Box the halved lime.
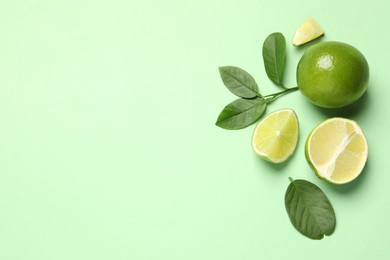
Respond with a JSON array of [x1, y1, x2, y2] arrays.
[[252, 109, 299, 163], [305, 118, 368, 184]]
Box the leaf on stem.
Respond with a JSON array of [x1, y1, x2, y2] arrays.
[[215, 97, 266, 130], [285, 178, 336, 240], [219, 66, 260, 98], [262, 32, 286, 87]]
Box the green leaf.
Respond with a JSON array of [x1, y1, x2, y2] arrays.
[[215, 97, 266, 130], [219, 66, 260, 98], [262, 32, 286, 87], [285, 178, 336, 240]]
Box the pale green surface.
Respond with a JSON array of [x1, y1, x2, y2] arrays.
[[0, 0, 389, 259]]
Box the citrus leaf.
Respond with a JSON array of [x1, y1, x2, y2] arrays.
[[219, 66, 260, 98], [285, 178, 336, 240], [262, 32, 286, 87], [215, 97, 266, 130]]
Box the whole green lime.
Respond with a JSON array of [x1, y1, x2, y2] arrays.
[[297, 41, 369, 108]]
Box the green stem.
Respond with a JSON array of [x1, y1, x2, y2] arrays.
[[259, 86, 299, 103]]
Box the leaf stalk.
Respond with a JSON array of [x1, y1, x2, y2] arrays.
[[259, 86, 299, 104]]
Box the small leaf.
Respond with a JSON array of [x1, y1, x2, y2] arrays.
[[262, 32, 286, 87], [215, 97, 266, 130], [219, 66, 260, 98], [285, 178, 336, 240]]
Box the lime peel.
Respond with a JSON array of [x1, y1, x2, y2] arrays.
[[297, 41, 369, 108]]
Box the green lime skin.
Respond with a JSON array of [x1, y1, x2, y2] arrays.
[[297, 41, 369, 108]]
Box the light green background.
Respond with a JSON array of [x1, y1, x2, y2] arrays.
[[0, 0, 389, 259]]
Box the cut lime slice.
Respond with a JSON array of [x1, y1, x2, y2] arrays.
[[293, 17, 324, 46], [305, 118, 368, 184], [252, 109, 299, 163]]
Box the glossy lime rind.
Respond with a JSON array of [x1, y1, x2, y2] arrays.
[[297, 41, 369, 108]]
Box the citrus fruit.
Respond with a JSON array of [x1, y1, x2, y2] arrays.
[[305, 117, 368, 184], [252, 109, 299, 163], [293, 17, 324, 46], [297, 41, 369, 108]]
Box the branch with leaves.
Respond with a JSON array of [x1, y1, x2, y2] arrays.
[[215, 32, 299, 130]]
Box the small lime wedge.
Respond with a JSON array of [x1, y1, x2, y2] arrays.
[[252, 109, 299, 163], [305, 118, 368, 184], [293, 17, 324, 46]]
